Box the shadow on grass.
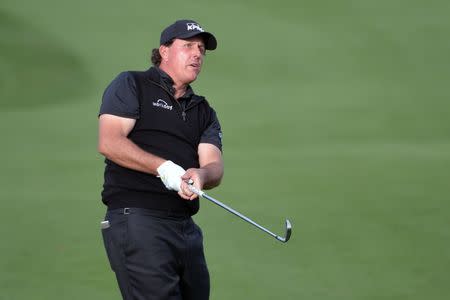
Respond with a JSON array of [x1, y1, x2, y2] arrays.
[[0, 10, 93, 110]]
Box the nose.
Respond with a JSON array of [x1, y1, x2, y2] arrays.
[[193, 44, 204, 57], [193, 47, 201, 57]]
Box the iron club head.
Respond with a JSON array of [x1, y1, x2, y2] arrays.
[[276, 219, 292, 243]]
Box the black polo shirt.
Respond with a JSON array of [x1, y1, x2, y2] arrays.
[[99, 67, 223, 215]]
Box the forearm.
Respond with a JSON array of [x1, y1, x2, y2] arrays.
[[200, 161, 224, 189], [98, 135, 165, 175], [178, 143, 223, 200]]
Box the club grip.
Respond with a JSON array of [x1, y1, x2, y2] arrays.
[[187, 181, 205, 197]]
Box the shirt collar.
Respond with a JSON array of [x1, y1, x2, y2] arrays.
[[155, 67, 194, 99]]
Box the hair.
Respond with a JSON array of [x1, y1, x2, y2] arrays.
[[150, 40, 173, 66]]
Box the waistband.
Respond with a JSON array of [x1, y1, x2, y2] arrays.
[[107, 207, 191, 219]]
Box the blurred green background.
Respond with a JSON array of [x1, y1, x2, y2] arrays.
[[1, 0, 449, 299]]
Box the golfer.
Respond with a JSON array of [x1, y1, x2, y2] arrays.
[[97, 19, 223, 300]]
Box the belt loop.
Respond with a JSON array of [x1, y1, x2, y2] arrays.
[[123, 208, 130, 215]]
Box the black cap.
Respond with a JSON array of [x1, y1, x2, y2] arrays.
[[160, 20, 217, 50]]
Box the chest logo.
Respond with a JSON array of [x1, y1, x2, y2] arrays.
[[152, 99, 173, 111]]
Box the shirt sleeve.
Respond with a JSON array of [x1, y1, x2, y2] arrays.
[[200, 108, 223, 152], [98, 72, 140, 119]]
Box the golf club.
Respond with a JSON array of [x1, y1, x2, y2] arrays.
[[187, 181, 292, 243]]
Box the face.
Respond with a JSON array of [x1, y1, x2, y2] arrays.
[[159, 36, 206, 86]]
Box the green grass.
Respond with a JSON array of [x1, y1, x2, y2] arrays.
[[1, 0, 449, 299]]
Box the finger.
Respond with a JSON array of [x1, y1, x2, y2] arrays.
[[181, 181, 196, 198], [181, 169, 194, 181], [184, 189, 194, 198], [178, 190, 191, 200], [181, 181, 194, 197], [187, 183, 199, 200]]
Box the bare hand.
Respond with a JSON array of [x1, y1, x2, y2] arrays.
[[178, 168, 206, 200]]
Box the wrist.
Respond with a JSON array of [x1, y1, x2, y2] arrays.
[[156, 160, 173, 175]]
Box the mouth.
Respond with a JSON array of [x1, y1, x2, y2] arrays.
[[189, 62, 201, 70]]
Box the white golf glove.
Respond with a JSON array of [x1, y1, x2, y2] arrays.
[[156, 160, 186, 192]]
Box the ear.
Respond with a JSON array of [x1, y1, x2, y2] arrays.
[[159, 45, 169, 62]]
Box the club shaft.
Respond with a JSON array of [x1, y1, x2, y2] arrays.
[[201, 192, 279, 239]]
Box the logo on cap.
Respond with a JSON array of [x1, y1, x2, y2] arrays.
[[186, 23, 204, 32]]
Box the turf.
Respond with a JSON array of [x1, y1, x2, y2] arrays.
[[1, 0, 449, 299]]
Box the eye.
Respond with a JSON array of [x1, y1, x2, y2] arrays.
[[183, 42, 205, 55]]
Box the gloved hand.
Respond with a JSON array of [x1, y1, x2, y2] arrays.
[[156, 160, 186, 192]]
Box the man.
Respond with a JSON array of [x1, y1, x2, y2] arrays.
[[97, 19, 223, 300]]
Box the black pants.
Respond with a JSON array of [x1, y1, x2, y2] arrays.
[[101, 208, 210, 300]]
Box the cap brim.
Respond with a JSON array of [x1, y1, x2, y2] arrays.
[[178, 31, 217, 50]]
